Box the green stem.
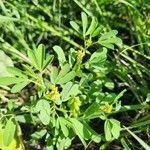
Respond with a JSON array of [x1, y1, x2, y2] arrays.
[[73, 0, 92, 16], [120, 44, 150, 61], [0, 37, 31, 63], [93, 0, 111, 30], [55, 106, 69, 113], [111, 104, 148, 115], [26, 14, 85, 51]]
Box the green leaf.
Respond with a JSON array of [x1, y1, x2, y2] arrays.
[[56, 63, 70, 81], [36, 99, 51, 114], [0, 77, 25, 85], [100, 30, 118, 40], [82, 122, 101, 143], [86, 17, 97, 35], [7, 67, 27, 78], [43, 55, 54, 70], [50, 66, 59, 83], [0, 50, 13, 77], [68, 84, 79, 96], [114, 89, 126, 103], [91, 26, 102, 37], [61, 82, 79, 101], [104, 79, 114, 90], [81, 12, 88, 36], [23, 64, 36, 78], [110, 119, 121, 139], [61, 82, 73, 100], [99, 42, 114, 49], [146, 93, 150, 103], [69, 118, 100, 146], [104, 119, 112, 141], [27, 49, 39, 70], [7, 101, 14, 111], [84, 102, 100, 119], [0, 50, 13, 67], [31, 129, 47, 140], [69, 48, 76, 68], [59, 138, 71, 150], [88, 48, 107, 69], [69, 118, 87, 147], [59, 117, 69, 137], [36, 44, 45, 70], [111, 37, 122, 47], [11, 80, 29, 93], [98, 30, 122, 49], [53, 46, 66, 67], [99, 37, 122, 49], [3, 118, 16, 146], [36, 100, 51, 125], [38, 110, 50, 125], [57, 71, 76, 84], [70, 21, 81, 33], [16, 114, 32, 124], [104, 119, 121, 141], [90, 48, 107, 63]]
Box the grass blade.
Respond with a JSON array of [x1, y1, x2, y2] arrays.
[[124, 126, 150, 150]]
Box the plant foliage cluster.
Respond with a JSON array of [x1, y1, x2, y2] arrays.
[[0, 0, 150, 149]]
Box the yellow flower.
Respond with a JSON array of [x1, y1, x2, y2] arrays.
[[48, 85, 60, 101], [86, 39, 92, 47], [103, 102, 113, 113], [77, 50, 85, 62]]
